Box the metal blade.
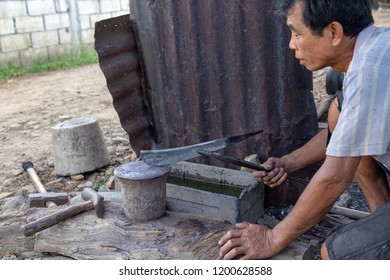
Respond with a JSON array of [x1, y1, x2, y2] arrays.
[[140, 130, 263, 166]]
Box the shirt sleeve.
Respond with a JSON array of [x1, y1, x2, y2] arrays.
[[326, 64, 390, 157]]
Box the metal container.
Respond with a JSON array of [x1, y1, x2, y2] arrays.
[[114, 161, 172, 221]]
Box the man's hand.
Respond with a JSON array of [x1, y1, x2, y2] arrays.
[[218, 222, 280, 260], [253, 157, 288, 187]]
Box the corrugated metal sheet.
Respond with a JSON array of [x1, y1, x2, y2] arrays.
[[95, 15, 154, 153], [95, 1, 320, 205]]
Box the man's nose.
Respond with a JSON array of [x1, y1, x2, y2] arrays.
[[289, 35, 297, 50]]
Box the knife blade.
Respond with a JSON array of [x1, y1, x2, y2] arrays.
[[140, 130, 263, 166]]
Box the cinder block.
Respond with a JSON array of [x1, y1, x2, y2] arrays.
[[81, 29, 94, 44], [20, 47, 49, 65], [0, 19, 15, 35], [31, 31, 59, 48], [44, 13, 70, 30], [78, 0, 100, 15], [121, 0, 130, 12], [166, 162, 264, 224], [90, 13, 113, 26], [48, 44, 72, 58], [1, 34, 31, 52], [58, 28, 71, 44], [111, 11, 130, 19], [15, 16, 44, 33], [0, 51, 20, 67], [27, 0, 55, 16], [79, 15, 91, 29], [0, 1, 27, 18], [100, 0, 121, 13], [55, 0, 69, 13]]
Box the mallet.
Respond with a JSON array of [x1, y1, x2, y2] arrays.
[[22, 188, 104, 237]]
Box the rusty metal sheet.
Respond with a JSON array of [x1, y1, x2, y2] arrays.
[[94, 14, 154, 153], [96, 1, 320, 205], [129, 0, 319, 205]]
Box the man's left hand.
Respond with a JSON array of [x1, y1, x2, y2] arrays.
[[218, 222, 279, 260]]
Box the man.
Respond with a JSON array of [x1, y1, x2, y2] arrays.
[[219, 0, 390, 260]]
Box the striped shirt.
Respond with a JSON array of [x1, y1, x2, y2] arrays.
[[326, 25, 390, 172]]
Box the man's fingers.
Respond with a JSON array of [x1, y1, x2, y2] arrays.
[[222, 245, 246, 260], [218, 229, 242, 246]]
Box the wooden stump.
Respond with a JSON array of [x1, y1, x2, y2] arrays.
[[16, 192, 232, 260]]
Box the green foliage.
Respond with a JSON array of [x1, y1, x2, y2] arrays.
[[0, 47, 99, 81]]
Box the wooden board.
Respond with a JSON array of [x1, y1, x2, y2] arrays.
[[33, 199, 232, 260]]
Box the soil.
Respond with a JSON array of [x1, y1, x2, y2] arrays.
[[0, 9, 388, 259]]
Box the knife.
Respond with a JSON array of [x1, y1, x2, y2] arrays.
[[197, 150, 310, 185], [140, 130, 263, 166]]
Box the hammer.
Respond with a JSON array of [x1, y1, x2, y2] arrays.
[[22, 161, 68, 208], [22, 188, 104, 237]]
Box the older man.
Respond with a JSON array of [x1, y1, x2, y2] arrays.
[[219, 0, 390, 260]]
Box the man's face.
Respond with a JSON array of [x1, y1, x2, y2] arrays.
[[286, 2, 333, 71]]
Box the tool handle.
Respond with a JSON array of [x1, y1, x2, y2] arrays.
[[22, 161, 57, 207], [23, 162, 47, 193], [22, 201, 93, 237]]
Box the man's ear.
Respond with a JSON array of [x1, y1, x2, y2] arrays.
[[328, 22, 344, 46]]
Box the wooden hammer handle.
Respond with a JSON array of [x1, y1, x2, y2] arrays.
[[22, 200, 93, 237], [22, 161, 57, 208]]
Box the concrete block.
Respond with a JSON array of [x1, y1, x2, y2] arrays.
[[90, 13, 114, 26], [1, 34, 31, 52], [44, 13, 70, 30], [0, 1, 27, 18], [100, 0, 121, 13], [166, 162, 265, 224], [0, 19, 15, 35], [27, 0, 56, 16], [15, 16, 44, 33], [31, 31, 59, 48], [19, 47, 49, 66], [111, 11, 130, 19], [58, 28, 71, 44], [0, 51, 20, 67], [81, 29, 94, 44], [79, 15, 91, 29], [55, 0, 69, 13], [121, 0, 130, 12], [78, 0, 100, 15], [48, 44, 72, 58]]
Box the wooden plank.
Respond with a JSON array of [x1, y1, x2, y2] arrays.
[[33, 199, 232, 260]]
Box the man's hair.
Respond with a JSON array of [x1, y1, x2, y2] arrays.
[[277, 0, 374, 37]]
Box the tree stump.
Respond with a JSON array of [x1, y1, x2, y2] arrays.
[[14, 192, 231, 260]]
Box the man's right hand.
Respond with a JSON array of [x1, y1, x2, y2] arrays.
[[253, 157, 289, 188]]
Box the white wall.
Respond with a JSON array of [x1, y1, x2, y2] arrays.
[[0, 0, 130, 66]]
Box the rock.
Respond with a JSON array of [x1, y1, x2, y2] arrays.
[[12, 169, 23, 176], [71, 174, 85, 181], [241, 154, 261, 173], [335, 191, 352, 208], [3, 178, 14, 187], [85, 181, 94, 188]]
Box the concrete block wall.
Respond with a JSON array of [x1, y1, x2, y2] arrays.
[[0, 0, 130, 67]]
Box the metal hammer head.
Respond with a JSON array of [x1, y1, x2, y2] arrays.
[[81, 188, 104, 218], [28, 192, 69, 208]]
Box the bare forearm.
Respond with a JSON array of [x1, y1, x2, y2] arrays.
[[270, 156, 361, 251], [282, 129, 328, 173]]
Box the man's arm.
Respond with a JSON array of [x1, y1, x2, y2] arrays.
[[219, 155, 361, 259], [267, 155, 362, 253], [255, 129, 328, 187]]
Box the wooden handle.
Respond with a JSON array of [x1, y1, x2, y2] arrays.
[[23, 201, 93, 237]]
